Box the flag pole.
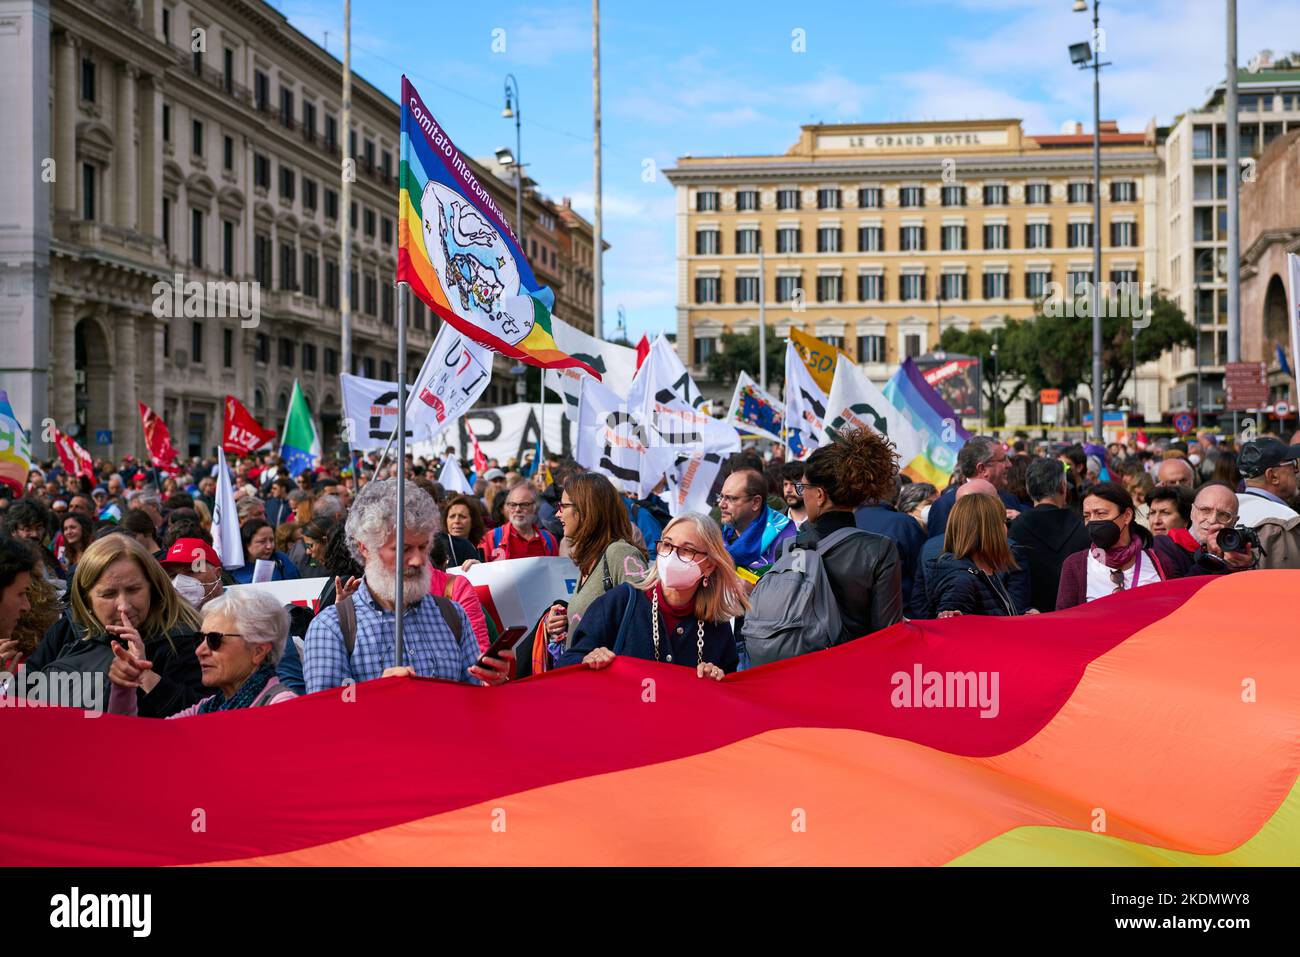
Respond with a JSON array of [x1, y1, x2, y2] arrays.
[[394, 282, 408, 667]]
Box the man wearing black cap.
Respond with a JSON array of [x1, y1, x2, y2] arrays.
[[1237, 438, 1300, 527]]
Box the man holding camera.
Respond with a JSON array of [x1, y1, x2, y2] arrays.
[[1235, 438, 1300, 568], [1153, 483, 1257, 577]]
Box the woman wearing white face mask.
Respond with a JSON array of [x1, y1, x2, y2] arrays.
[[557, 514, 748, 680]]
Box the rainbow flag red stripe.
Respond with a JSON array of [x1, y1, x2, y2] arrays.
[[1, 573, 1296, 865], [397, 76, 598, 378]]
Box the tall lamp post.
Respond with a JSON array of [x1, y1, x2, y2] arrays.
[[501, 75, 524, 248], [990, 340, 1000, 431], [1070, 0, 1109, 444]]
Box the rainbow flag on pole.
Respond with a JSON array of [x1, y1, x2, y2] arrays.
[[884, 357, 971, 486], [397, 76, 599, 379], [0, 391, 32, 497]]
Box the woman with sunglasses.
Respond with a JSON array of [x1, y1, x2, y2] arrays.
[[534, 473, 647, 673], [557, 513, 747, 680], [107, 588, 297, 716]]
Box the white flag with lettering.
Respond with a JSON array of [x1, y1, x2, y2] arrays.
[[405, 321, 495, 441], [543, 316, 639, 429], [783, 341, 826, 459], [212, 447, 244, 570], [823, 354, 925, 465]]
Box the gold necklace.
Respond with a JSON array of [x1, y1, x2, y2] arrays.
[[651, 589, 704, 665]]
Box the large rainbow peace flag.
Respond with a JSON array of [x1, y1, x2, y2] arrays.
[[885, 357, 972, 487], [1, 573, 1296, 865], [396, 76, 598, 378]]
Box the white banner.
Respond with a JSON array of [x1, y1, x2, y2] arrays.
[[451, 556, 580, 641], [784, 341, 827, 459], [1287, 253, 1300, 400], [444, 403, 568, 468], [823, 354, 925, 465], [228, 576, 328, 612], [406, 322, 495, 441], [212, 447, 244, 570], [665, 450, 729, 518], [340, 373, 414, 452], [575, 378, 645, 495], [543, 316, 638, 446], [438, 454, 474, 495], [629, 335, 713, 420]]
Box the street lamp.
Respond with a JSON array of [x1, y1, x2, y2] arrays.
[[502, 74, 524, 249], [1070, 0, 1109, 444]]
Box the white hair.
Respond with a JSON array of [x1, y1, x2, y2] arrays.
[[345, 478, 441, 563], [202, 588, 289, 665]]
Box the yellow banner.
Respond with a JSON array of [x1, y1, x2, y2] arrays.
[[788, 327, 848, 395]]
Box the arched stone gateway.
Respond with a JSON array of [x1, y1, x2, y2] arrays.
[[74, 317, 114, 457]]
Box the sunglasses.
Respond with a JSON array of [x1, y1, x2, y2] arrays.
[[182, 631, 243, 651]]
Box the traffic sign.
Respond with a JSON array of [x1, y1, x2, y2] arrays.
[[1173, 412, 1194, 436], [1039, 388, 1061, 405], [95, 430, 113, 445], [1276, 401, 1291, 419], [1224, 361, 1269, 412]]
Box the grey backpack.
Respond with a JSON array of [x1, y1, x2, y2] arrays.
[[741, 527, 863, 666]]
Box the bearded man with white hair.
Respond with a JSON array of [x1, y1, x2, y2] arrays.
[[303, 478, 511, 691]]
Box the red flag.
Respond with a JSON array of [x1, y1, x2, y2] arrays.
[[635, 334, 651, 371], [52, 428, 94, 480], [465, 421, 488, 475], [138, 402, 180, 472], [222, 395, 277, 456]]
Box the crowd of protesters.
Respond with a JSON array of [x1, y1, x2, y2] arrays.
[[2, 421, 1299, 717]]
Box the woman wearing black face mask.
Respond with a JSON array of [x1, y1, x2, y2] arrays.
[[1055, 482, 1172, 610]]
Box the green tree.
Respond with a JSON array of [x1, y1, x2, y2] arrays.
[[937, 320, 1029, 427], [706, 326, 785, 391]]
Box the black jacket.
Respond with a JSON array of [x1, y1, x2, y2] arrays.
[[793, 511, 902, 645], [1008, 503, 1092, 613], [26, 614, 206, 718], [926, 553, 1020, 617]]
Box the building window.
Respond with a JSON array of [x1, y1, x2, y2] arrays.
[[349, 202, 358, 232], [190, 208, 203, 266], [256, 333, 269, 364], [695, 191, 718, 212], [162, 104, 171, 142], [776, 188, 801, 210], [162, 6, 171, 44], [817, 227, 841, 253], [82, 163, 96, 221], [817, 188, 841, 210], [983, 272, 1008, 299], [693, 336, 717, 365], [364, 274, 377, 315], [302, 253, 318, 297], [857, 226, 882, 252], [1025, 270, 1051, 299], [303, 178, 317, 212], [324, 348, 338, 375], [983, 223, 1008, 250], [191, 119, 203, 157], [279, 242, 296, 291], [1192, 125, 1213, 158], [900, 225, 925, 251], [324, 189, 338, 221], [163, 323, 170, 358], [736, 190, 759, 211], [381, 150, 392, 179], [222, 327, 233, 368], [223, 47, 234, 93], [858, 187, 882, 208], [382, 284, 394, 323], [984, 184, 1008, 206], [900, 273, 926, 301], [253, 153, 270, 190], [382, 217, 393, 246], [302, 343, 317, 372], [280, 166, 295, 201], [857, 334, 885, 363], [940, 273, 966, 301], [222, 220, 234, 277], [280, 88, 295, 128], [1110, 180, 1136, 202], [940, 224, 966, 251], [223, 135, 234, 171], [363, 139, 375, 170], [904, 333, 922, 358], [695, 229, 720, 255], [775, 275, 802, 302], [191, 321, 203, 363], [1110, 221, 1137, 247], [362, 357, 375, 378], [1025, 222, 1051, 248], [1110, 269, 1139, 290], [254, 70, 269, 111], [324, 259, 339, 307], [735, 276, 760, 303], [162, 197, 172, 249], [279, 337, 294, 368], [350, 269, 359, 310], [899, 186, 924, 208], [192, 46, 202, 77], [325, 115, 337, 151], [363, 208, 376, 238], [941, 185, 966, 207], [735, 228, 759, 254], [1026, 183, 1051, 204], [1067, 222, 1093, 248], [776, 227, 801, 253], [857, 274, 882, 302], [253, 234, 271, 285], [303, 101, 316, 139], [821, 335, 845, 349], [816, 275, 842, 303], [694, 276, 721, 303], [81, 57, 95, 102], [1067, 270, 1093, 296], [1068, 182, 1093, 204]]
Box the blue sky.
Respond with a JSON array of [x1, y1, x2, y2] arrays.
[[272, 0, 1298, 340]]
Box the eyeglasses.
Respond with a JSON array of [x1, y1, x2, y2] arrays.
[[505, 501, 535, 511], [183, 631, 243, 651], [1192, 504, 1235, 525], [718, 493, 760, 505], [656, 540, 703, 563], [555, 501, 578, 513], [794, 483, 821, 496]]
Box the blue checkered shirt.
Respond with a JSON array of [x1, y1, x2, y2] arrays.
[[303, 579, 479, 692]]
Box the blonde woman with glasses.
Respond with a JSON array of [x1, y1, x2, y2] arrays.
[[558, 513, 748, 680]]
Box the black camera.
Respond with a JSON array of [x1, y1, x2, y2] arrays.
[[1217, 525, 1260, 553]]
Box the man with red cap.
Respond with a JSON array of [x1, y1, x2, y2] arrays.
[[159, 538, 225, 611]]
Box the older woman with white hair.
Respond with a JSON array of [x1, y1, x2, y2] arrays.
[[558, 513, 749, 680], [107, 588, 298, 716]]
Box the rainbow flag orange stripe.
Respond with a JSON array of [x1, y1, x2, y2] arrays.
[[396, 76, 598, 378], [1, 573, 1296, 865]]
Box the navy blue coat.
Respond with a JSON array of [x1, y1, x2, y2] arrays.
[[925, 484, 1026, 541], [855, 502, 925, 617], [912, 535, 1033, 619], [926, 553, 1021, 617], [558, 583, 739, 673]]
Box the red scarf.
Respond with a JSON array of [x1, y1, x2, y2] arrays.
[[1167, 527, 1200, 554], [655, 582, 695, 636]]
